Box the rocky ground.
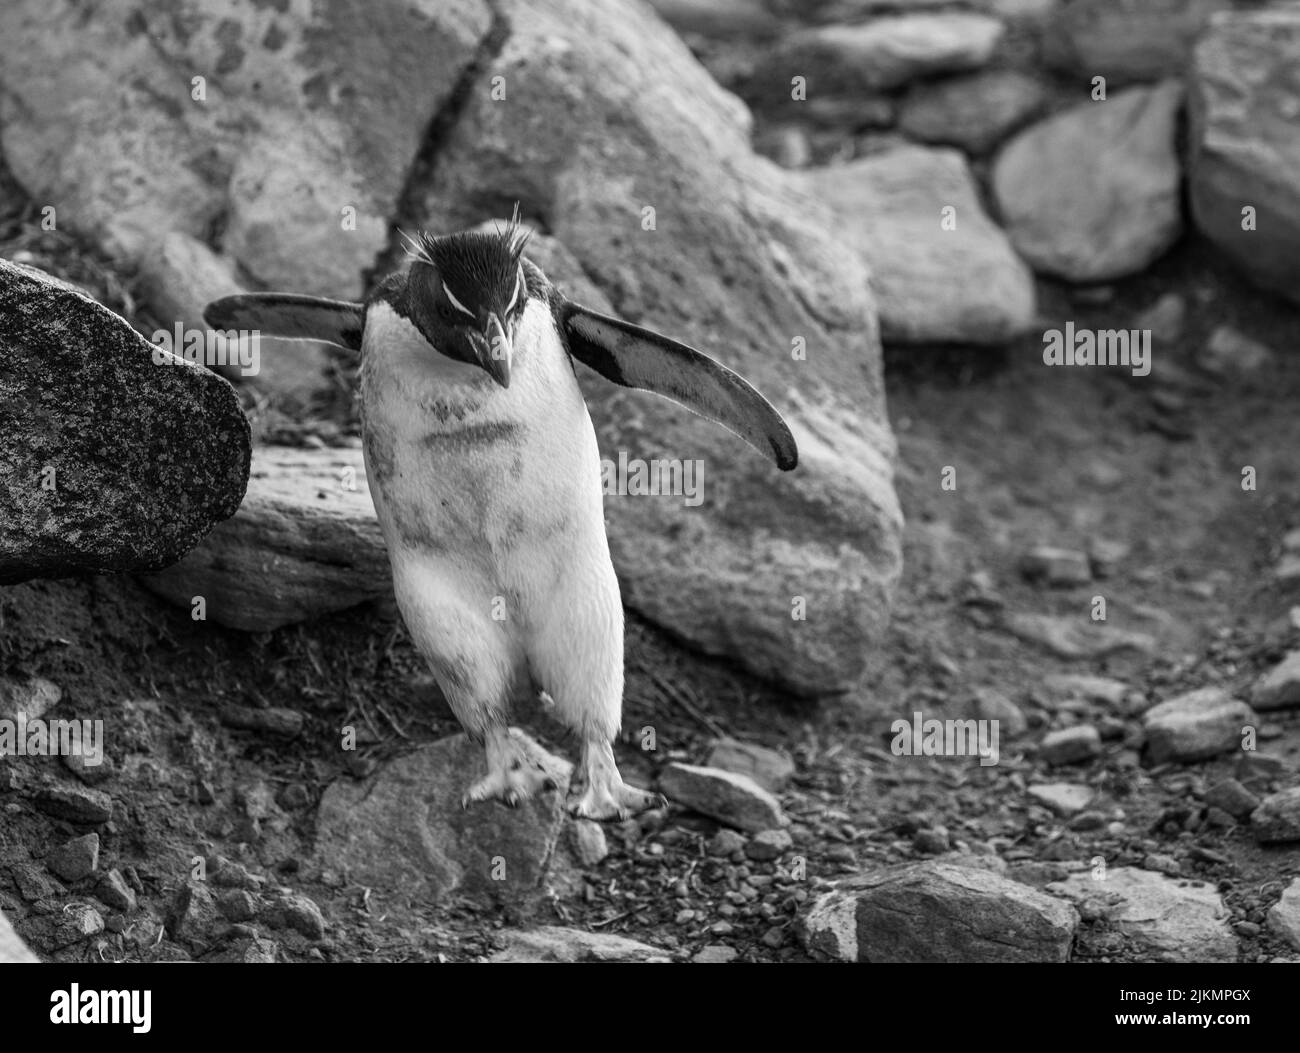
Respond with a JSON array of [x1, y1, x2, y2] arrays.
[[3, 0, 1300, 964], [3, 201, 1300, 964]]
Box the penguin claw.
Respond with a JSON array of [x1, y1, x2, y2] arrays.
[[567, 781, 664, 822]]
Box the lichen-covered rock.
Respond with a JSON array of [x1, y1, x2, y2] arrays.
[[0, 260, 249, 583], [0, 0, 493, 297], [1189, 7, 1300, 306]]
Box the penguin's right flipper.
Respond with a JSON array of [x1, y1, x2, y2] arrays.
[[203, 294, 364, 351]]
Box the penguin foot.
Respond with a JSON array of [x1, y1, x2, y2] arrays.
[[462, 727, 559, 809], [567, 779, 665, 821]]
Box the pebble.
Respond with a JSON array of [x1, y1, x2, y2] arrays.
[[45, 833, 99, 882], [273, 891, 326, 940], [32, 785, 113, 825], [659, 763, 785, 833], [693, 944, 737, 963], [708, 829, 748, 857], [912, 827, 950, 854], [746, 828, 793, 861], [216, 889, 258, 922], [1142, 688, 1255, 763], [96, 869, 137, 912], [1021, 546, 1092, 586], [1027, 783, 1094, 817], [706, 738, 796, 793], [1205, 778, 1260, 820], [1041, 726, 1102, 765], [1251, 651, 1300, 711], [1251, 788, 1300, 844]]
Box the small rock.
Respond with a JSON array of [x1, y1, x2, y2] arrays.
[[60, 751, 114, 786], [1021, 546, 1092, 587], [26, 904, 104, 951], [216, 889, 258, 923], [1252, 652, 1300, 711], [208, 935, 279, 964], [219, 705, 305, 737], [569, 819, 609, 867], [1042, 674, 1130, 709], [96, 870, 137, 912], [488, 927, 670, 963], [1236, 752, 1287, 788], [45, 833, 99, 882], [0, 676, 61, 723], [706, 738, 795, 793], [969, 687, 1027, 737], [1132, 292, 1186, 342], [1040, 726, 1102, 766], [1142, 688, 1256, 764], [659, 764, 785, 834], [167, 881, 222, 947], [913, 827, 950, 855], [1205, 778, 1260, 820], [1251, 788, 1300, 844], [1027, 783, 1094, 817], [1267, 879, 1300, 951], [1005, 613, 1155, 659], [708, 829, 748, 857], [1276, 554, 1300, 586], [273, 892, 325, 940], [746, 828, 793, 862], [1087, 538, 1132, 579], [1143, 854, 1181, 877], [693, 944, 738, 963], [12, 863, 63, 901], [898, 69, 1047, 155], [32, 785, 113, 825], [1199, 326, 1273, 375]]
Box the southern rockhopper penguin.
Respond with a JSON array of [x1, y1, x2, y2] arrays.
[[204, 219, 798, 820]]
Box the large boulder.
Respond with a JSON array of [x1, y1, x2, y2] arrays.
[[411, 0, 902, 696], [898, 70, 1049, 156], [0, 260, 249, 584], [992, 82, 1184, 282], [805, 146, 1036, 345], [1189, 7, 1300, 307], [0, 0, 493, 297], [136, 231, 335, 408], [767, 14, 1005, 95], [1044, 0, 1232, 86], [140, 445, 388, 630]]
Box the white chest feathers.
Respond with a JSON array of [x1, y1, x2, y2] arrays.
[[358, 298, 606, 561]]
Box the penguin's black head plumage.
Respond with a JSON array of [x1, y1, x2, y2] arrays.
[[392, 217, 533, 388]]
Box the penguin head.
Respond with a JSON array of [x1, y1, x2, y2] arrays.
[[399, 221, 532, 388]]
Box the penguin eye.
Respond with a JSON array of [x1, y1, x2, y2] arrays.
[[439, 280, 477, 325]]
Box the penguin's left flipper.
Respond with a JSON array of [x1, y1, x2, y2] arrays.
[[203, 293, 364, 351], [556, 301, 799, 471]]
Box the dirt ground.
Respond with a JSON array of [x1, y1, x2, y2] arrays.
[[2, 170, 1299, 961]]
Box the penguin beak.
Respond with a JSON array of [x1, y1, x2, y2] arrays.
[[475, 313, 512, 388]]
